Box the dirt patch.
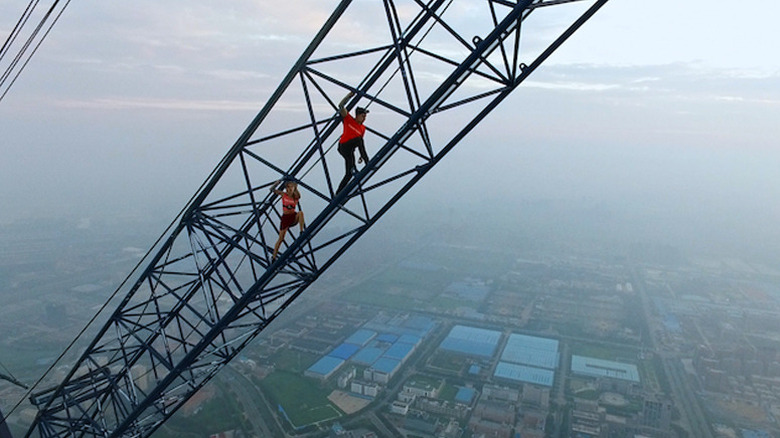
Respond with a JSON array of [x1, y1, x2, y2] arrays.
[[328, 390, 371, 414], [712, 398, 767, 423], [181, 385, 216, 416]]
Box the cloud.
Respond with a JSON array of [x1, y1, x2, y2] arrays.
[[524, 80, 619, 92], [533, 62, 780, 100], [714, 95, 780, 106], [55, 97, 261, 112]]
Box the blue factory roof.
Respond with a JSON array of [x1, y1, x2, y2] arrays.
[[404, 315, 435, 332], [455, 387, 476, 404], [384, 342, 414, 360], [398, 334, 422, 345], [506, 333, 558, 352], [570, 355, 640, 383], [352, 347, 384, 366], [439, 325, 501, 358], [376, 333, 398, 343], [501, 334, 560, 370], [306, 356, 344, 377], [345, 329, 376, 346], [468, 364, 481, 375], [372, 357, 401, 374], [494, 362, 554, 387], [329, 343, 360, 360], [363, 315, 435, 338]]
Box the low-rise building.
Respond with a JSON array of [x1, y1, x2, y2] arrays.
[[390, 401, 410, 415], [338, 367, 357, 389], [469, 399, 516, 438], [404, 411, 438, 435], [416, 397, 470, 419], [403, 379, 440, 398], [397, 390, 417, 404], [522, 383, 550, 408], [482, 384, 520, 403]]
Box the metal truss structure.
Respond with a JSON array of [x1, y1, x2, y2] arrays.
[[26, 0, 609, 436], [1, 408, 12, 438]]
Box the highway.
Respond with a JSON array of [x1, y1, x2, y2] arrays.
[[223, 365, 284, 438], [663, 356, 714, 438], [550, 341, 570, 438], [632, 266, 713, 438]]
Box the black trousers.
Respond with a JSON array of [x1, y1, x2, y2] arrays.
[[337, 137, 365, 193]]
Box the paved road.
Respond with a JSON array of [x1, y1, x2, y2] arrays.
[[550, 341, 570, 437], [631, 266, 713, 438], [223, 366, 284, 438], [368, 412, 395, 437], [663, 356, 714, 438]]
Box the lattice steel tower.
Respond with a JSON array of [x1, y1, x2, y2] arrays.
[[26, 0, 610, 436]]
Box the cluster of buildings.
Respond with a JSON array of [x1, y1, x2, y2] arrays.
[[384, 325, 558, 438], [524, 264, 640, 343], [389, 379, 551, 438], [568, 356, 672, 437], [467, 385, 548, 438], [328, 422, 377, 438], [569, 395, 673, 438], [439, 327, 560, 390], [304, 314, 435, 397], [263, 315, 674, 438], [694, 344, 780, 400], [644, 265, 780, 436]]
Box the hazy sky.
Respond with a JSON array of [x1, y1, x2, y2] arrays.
[[1, 0, 778, 255]]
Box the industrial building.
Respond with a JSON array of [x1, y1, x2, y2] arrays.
[[305, 356, 346, 380], [570, 355, 641, 383], [438, 325, 501, 358], [494, 333, 560, 388], [305, 314, 433, 384], [493, 362, 555, 387], [499, 333, 560, 370]]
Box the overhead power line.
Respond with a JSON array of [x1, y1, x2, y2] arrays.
[[0, 0, 72, 103], [0, 0, 37, 61]]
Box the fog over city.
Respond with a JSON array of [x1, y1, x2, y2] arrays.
[[1, 1, 779, 437]]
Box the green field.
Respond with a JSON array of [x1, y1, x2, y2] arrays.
[[271, 349, 318, 373], [341, 286, 425, 309], [569, 342, 638, 361], [637, 357, 660, 391], [260, 371, 343, 427], [429, 296, 468, 310], [155, 387, 248, 438], [406, 374, 443, 390], [438, 383, 459, 402], [428, 350, 467, 373]]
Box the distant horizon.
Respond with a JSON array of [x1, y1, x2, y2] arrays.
[[2, 2, 779, 437], [1, 0, 779, 235]]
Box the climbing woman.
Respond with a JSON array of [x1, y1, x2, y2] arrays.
[[271, 180, 305, 261]]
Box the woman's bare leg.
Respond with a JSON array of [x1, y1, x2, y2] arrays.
[[272, 228, 288, 261]]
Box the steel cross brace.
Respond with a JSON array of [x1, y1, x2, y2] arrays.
[[27, 0, 609, 436]]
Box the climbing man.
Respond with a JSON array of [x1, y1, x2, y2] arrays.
[[336, 91, 369, 194]]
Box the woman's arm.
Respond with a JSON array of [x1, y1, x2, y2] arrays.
[[338, 91, 354, 118], [270, 180, 283, 196]]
